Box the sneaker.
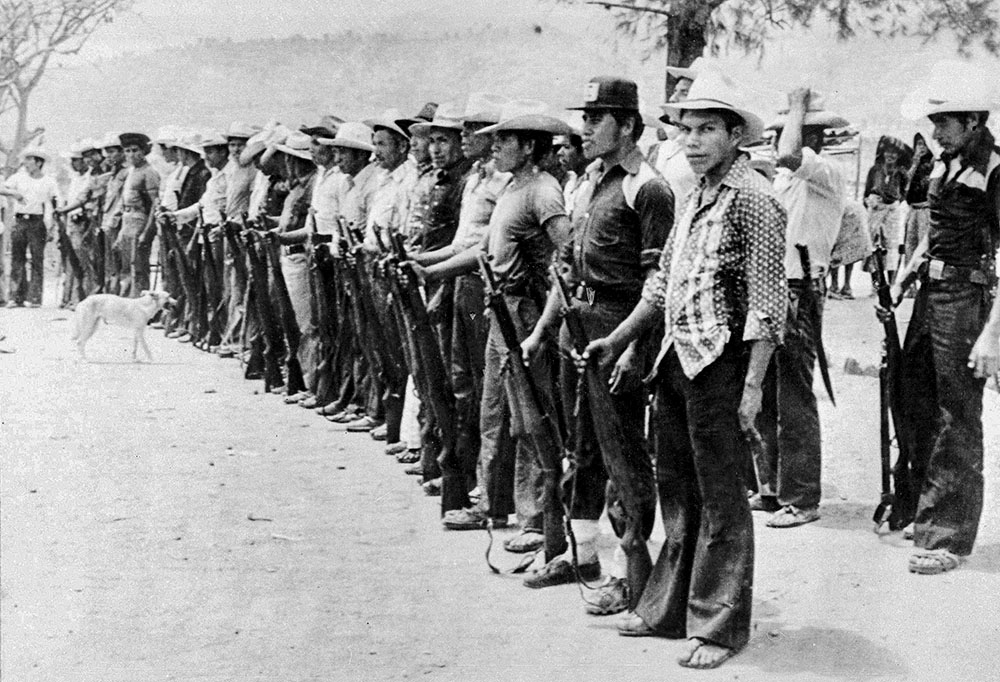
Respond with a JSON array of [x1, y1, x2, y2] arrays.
[[767, 505, 820, 528], [442, 507, 508, 530], [523, 558, 601, 589], [346, 415, 381, 432], [585, 577, 629, 615]]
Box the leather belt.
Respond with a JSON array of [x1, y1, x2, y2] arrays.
[[15, 213, 43, 221], [572, 282, 640, 306], [285, 244, 306, 255], [923, 258, 989, 285]]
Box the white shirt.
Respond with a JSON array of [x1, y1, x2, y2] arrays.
[[450, 159, 511, 253], [159, 163, 187, 212], [64, 170, 91, 218], [654, 137, 696, 210], [311, 165, 344, 235], [365, 159, 418, 249], [3, 170, 58, 216], [247, 171, 271, 223], [773, 147, 845, 279], [175, 166, 227, 225]]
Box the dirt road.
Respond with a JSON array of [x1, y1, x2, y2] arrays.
[[2, 288, 998, 682]]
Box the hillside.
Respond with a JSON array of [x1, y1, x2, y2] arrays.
[[24, 19, 1000, 172]]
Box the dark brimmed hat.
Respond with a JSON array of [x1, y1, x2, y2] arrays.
[[567, 76, 639, 111], [119, 132, 151, 148]]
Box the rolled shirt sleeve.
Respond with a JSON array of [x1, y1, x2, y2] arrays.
[[733, 189, 788, 344]]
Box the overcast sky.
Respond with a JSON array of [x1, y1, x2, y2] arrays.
[[79, 0, 597, 58]]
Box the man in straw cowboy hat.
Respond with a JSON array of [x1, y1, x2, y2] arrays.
[[520, 76, 672, 601], [409, 93, 514, 515], [888, 60, 1000, 576], [97, 133, 128, 294], [411, 100, 572, 544], [1, 146, 58, 307], [581, 68, 788, 669], [751, 88, 848, 529]]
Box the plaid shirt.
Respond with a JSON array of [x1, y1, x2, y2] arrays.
[[643, 156, 787, 379]]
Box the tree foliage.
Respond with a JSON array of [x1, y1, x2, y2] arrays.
[[573, 1, 1000, 67], [1, 0, 133, 167]]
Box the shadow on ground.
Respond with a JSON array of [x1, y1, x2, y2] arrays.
[[743, 622, 910, 680]]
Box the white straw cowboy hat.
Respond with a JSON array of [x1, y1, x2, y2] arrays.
[[364, 109, 410, 140], [79, 138, 102, 154], [225, 121, 261, 140], [901, 59, 999, 120], [259, 125, 292, 165], [100, 132, 122, 149], [65, 141, 86, 159], [174, 132, 205, 155], [276, 130, 315, 161], [154, 125, 183, 146], [661, 69, 767, 144], [768, 90, 850, 130], [317, 121, 375, 153], [241, 122, 287, 165], [199, 131, 229, 149], [20, 146, 52, 163], [461, 92, 509, 124], [408, 101, 466, 135], [665, 56, 708, 83], [477, 99, 574, 135], [300, 115, 343, 139]]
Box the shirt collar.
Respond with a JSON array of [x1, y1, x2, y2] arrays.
[[587, 146, 645, 180], [713, 155, 757, 192]]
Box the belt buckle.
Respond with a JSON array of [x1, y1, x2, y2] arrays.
[[576, 282, 595, 305], [928, 259, 945, 280]]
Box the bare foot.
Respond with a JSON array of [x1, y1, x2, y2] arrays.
[[677, 638, 736, 669]]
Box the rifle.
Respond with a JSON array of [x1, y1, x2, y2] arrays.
[[551, 266, 654, 605], [198, 207, 225, 347], [870, 247, 915, 532], [54, 210, 87, 303], [390, 233, 462, 512], [242, 224, 284, 392], [478, 255, 565, 563], [795, 244, 836, 405], [159, 213, 200, 335], [263, 230, 307, 396]]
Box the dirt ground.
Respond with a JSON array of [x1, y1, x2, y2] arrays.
[[2, 274, 999, 682]]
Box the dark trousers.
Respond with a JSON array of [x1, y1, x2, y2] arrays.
[[450, 275, 489, 495], [902, 279, 989, 556], [560, 298, 654, 527], [636, 342, 754, 651], [756, 279, 824, 509], [8, 215, 46, 305]]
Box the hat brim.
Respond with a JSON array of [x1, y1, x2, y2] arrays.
[[317, 137, 374, 153], [767, 111, 850, 131], [300, 126, 338, 138], [175, 143, 204, 155], [661, 99, 766, 144], [276, 144, 313, 161], [566, 104, 638, 112], [20, 150, 52, 163], [239, 141, 267, 165], [408, 120, 465, 136], [478, 115, 573, 136], [664, 66, 698, 81], [365, 119, 410, 140]]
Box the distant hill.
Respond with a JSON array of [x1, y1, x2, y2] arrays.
[[25, 20, 1000, 179]]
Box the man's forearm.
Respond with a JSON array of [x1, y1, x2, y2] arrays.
[[606, 298, 659, 352], [744, 339, 776, 388], [424, 246, 479, 282], [413, 245, 455, 267]]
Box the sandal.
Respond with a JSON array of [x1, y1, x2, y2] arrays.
[[503, 530, 545, 554], [397, 448, 421, 464], [677, 638, 737, 669], [909, 549, 963, 575]]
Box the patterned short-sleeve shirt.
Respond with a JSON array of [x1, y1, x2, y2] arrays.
[[643, 156, 787, 379]]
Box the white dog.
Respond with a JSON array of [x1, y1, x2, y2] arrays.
[[71, 290, 176, 362]]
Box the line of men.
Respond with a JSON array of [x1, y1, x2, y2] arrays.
[[30, 59, 999, 670]]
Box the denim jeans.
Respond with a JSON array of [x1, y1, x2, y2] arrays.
[[636, 341, 754, 651], [902, 278, 990, 556], [756, 279, 824, 509], [8, 215, 46, 305], [559, 298, 654, 532]]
